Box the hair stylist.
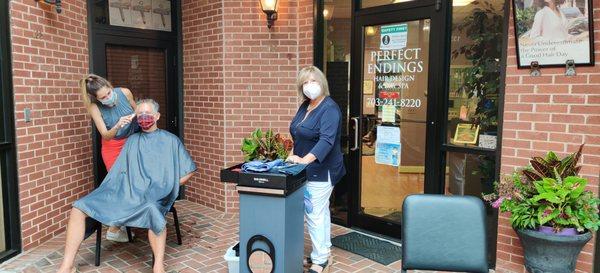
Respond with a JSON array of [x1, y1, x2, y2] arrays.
[[79, 74, 140, 242], [287, 66, 346, 273]]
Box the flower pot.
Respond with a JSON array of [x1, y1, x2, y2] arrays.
[[537, 226, 578, 236], [516, 229, 592, 273]]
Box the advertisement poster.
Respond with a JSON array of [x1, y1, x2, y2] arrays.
[[375, 126, 400, 167], [380, 24, 408, 50], [109, 0, 172, 31], [109, 0, 132, 27], [131, 0, 153, 29], [513, 0, 593, 66], [152, 0, 172, 31]]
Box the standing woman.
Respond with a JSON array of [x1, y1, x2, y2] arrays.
[[287, 66, 346, 273], [79, 74, 139, 242]]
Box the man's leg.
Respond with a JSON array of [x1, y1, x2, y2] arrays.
[[148, 228, 167, 273], [57, 208, 87, 273]]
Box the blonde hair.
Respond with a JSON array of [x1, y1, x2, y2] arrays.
[[296, 66, 330, 100], [79, 74, 113, 107]]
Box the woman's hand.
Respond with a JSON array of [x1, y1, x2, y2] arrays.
[[286, 155, 303, 164], [115, 114, 134, 129], [286, 153, 316, 164]]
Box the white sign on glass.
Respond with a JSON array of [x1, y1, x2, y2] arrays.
[[380, 24, 408, 50]]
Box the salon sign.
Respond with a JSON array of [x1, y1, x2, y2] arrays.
[[380, 24, 408, 50]]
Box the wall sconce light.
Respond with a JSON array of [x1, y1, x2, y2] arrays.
[[323, 4, 334, 20], [35, 0, 62, 13], [260, 0, 278, 29], [365, 26, 376, 36]]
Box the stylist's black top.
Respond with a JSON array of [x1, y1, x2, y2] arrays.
[[290, 96, 346, 185]]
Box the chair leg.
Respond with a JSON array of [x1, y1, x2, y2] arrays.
[[95, 221, 102, 266], [126, 226, 133, 242], [170, 206, 182, 245]]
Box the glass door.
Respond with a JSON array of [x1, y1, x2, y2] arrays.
[[349, 3, 449, 238]]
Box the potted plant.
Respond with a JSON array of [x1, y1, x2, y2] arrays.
[[241, 128, 292, 162], [484, 145, 600, 273]]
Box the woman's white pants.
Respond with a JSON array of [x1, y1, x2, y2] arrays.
[[305, 180, 334, 265]]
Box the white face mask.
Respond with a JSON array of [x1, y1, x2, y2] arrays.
[[303, 82, 322, 100]]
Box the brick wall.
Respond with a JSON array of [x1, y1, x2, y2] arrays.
[[182, 0, 313, 212], [181, 0, 227, 210], [496, 1, 600, 272], [9, 0, 92, 250]]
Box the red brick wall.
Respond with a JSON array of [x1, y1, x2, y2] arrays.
[[182, 0, 313, 212], [496, 1, 600, 272], [9, 0, 92, 250], [181, 0, 227, 210]]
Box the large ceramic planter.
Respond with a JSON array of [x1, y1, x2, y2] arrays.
[[516, 228, 592, 273]]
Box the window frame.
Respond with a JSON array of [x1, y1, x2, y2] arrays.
[[0, 0, 23, 261]]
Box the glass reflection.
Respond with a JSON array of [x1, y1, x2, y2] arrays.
[[447, 0, 504, 150]]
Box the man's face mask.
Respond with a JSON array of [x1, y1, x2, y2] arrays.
[[137, 113, 156, 130]]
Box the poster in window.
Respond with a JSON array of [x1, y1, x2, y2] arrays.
[[131, 0, 153, 29], [452, 123, 480, 145], [109, 0, 132, 27], [152, 0, 172, 31], [375, 126, 401, 167], [513, 0, 594, 67]]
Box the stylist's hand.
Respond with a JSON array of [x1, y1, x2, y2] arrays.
[[286, 155, 302, 164], [116, 114, 134, 129]]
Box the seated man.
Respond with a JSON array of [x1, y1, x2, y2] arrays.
[[57, 99, 196, 273]]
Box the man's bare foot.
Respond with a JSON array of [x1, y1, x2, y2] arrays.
[[153, 263, 166, 273], [56, 266, 76, 273]]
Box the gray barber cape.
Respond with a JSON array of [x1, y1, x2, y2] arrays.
[[74, 129, 196, 234]]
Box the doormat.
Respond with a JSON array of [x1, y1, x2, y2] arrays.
[[331, 232, 402, 265]]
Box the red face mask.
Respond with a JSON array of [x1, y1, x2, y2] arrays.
[[137, 114, 155, 130]]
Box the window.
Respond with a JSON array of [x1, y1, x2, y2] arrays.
[[444, 0, 506, 267]]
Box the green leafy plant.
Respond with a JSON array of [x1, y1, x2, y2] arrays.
[[452, 0, 503, 133], [484, 144, 600, 233], [241, 129, 293, 162]]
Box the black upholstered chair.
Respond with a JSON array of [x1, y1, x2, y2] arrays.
[[84, 188, 184, 266], [401, 194, 489, 273]]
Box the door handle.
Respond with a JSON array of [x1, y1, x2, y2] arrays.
[[351, 117, 359, 151]]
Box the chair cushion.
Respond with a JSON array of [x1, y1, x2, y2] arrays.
[[401, 194, 488, 273]]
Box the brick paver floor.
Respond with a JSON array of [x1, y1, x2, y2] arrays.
[[0, 200, 432, 273]]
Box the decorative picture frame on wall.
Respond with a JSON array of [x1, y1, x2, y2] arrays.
[[512, 0, 595, 68]]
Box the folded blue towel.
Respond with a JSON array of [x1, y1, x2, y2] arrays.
[[274, 163, 307, 176], [241, 159, 285, 172]]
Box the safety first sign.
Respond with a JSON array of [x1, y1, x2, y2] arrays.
[[380, 23, 408, 50]]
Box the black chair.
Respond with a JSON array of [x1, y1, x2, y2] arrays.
[[85, 203, 183, 266], [401, 194, 488, 273]]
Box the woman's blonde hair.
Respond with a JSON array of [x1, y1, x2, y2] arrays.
[[296, 66, 330, 100], [79, 74, 113, 107]]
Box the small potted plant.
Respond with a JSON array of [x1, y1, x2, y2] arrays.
[[241, 128, 292, 162], [484, 144, 600, 273]]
